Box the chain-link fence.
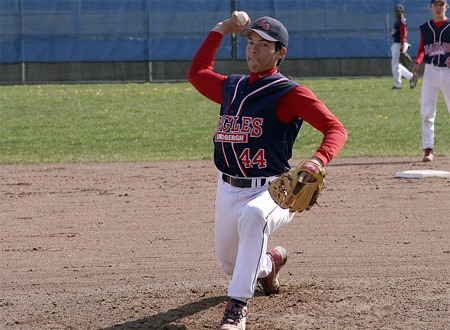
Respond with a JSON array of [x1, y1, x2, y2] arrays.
[[1, 58, 397, 85]]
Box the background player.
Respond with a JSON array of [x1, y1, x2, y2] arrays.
[[412, 0, 450, 162], [391, 4, 415, 89], [188, 13, 347, 329]]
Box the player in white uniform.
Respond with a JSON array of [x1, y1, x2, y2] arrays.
[[412, 0, 450, 162]]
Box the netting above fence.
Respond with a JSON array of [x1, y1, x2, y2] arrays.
[[0, 0, 431, 64]]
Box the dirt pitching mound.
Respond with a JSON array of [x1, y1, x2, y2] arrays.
[[1, 157, 449, 329]]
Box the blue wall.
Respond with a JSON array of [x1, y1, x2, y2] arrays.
[[0, 0, 432, 63]]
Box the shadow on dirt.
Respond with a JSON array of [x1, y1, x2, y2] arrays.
[[102, 295, 227, 329]]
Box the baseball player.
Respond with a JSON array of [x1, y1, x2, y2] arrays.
[[391, 4, 415, 89], [412, 0, 450, 162], [188, 14, 347, 329]]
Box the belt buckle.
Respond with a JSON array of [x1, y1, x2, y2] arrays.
[[223, 174, 233, 185]]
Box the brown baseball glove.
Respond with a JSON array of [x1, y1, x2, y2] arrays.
[[400, 52, 413, 68], [268, 160, 326, 212]]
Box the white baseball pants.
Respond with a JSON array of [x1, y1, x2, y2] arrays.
[[214, 172, 295, 301], [391, 42, 413, 88], [420, 64, 450, 150]]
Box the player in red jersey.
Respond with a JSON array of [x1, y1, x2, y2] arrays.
[[188, 13, 347, 330]]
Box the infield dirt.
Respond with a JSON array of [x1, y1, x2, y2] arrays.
[[1, 157, 449, 329]]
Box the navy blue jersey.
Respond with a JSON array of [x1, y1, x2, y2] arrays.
[[214, 73, 302, 178], [392, 17, 407, 43], [420, 19, 450, 67]]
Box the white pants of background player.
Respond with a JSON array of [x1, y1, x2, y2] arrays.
[[391, 42, 413, 88], [215, 172, 295, 302], [420, 63, 450, 150]]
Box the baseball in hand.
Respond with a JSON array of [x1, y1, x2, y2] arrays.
[[234, 11, 250, 26]]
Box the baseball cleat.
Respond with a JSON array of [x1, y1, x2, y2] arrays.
[[218, 300, 248, 330], [258, 246, 288, 295], [423, 148, 434, 162], [410, 77, 417, 89]]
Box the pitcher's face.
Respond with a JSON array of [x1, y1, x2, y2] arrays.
[[246, 32, 286, 73]]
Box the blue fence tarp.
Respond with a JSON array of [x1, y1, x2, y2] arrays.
[[0, 0, 432, 63]]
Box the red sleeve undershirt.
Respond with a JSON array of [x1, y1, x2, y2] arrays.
[[399, 22, 407, 51], [415, 34, 425, 65], [188, 31, 348, 166]]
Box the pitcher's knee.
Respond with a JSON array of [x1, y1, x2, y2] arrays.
[[240, 204, 266, 226]]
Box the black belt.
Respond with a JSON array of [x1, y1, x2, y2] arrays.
[[222, 173, 267, 188]]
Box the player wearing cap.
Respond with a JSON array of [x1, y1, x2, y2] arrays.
[[188, 13, 347, 329], [412, 0, 450, 162], [391, 4, 415, 89]]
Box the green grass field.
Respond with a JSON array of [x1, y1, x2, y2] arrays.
[[0, 77, 449, 164]]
